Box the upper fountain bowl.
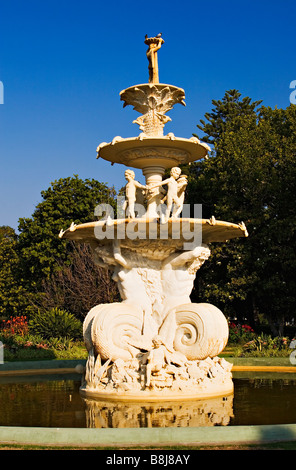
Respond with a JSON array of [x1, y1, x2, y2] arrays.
[[96, 80, 211, 169], [97, 135, 210, 170]]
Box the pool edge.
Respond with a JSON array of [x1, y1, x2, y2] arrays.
[[1, 424, 296, 447]]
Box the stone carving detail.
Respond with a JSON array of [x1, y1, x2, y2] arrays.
[[120, 84, 186, 137], [148, 167, 188, 222], [81, 241, 232, 396], [123, 169, 147, 218], [82, 341, 232, 395], [118, 147, 189, 165], [120, 165, 188, 221], [145, 35, 164, 84], [88, 303, 148, 361], [159, 303, 229, 361], [91, 241, 211, 325]]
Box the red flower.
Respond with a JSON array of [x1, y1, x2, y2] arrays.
[[1, 315, 28, 336]]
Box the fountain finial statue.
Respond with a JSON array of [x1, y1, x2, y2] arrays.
[[145, 34, 164, 84]]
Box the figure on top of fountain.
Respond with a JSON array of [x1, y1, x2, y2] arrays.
[[145, 33, 164, 84]]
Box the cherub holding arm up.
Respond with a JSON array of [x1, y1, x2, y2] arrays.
[[148, 167, 182, 221], [172, 174, 188, 218]]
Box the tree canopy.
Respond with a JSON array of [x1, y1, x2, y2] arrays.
[[17, 175, 116, 291], [0, 226, 28, 316], [0, 176, 117, 316]]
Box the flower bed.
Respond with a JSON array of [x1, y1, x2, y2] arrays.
[[0, 313, 87, 361], [228, 322, 294, 357]]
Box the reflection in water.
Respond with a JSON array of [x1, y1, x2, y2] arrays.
[[82, 395, 234, 428], [232, 376, 296, 426], [1, 376, 296, 428], [0, 377, 86, 428]]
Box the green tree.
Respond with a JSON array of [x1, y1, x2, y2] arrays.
[[196, 89, 262, 146], [0, 226, 28, 317], [17, 175, 116, 300]]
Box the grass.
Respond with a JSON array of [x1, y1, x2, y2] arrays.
[[2, 343, 292, 363], [1, 342, 88, 362], [221, 343, 292, 358], [1, 442, 296, 450]]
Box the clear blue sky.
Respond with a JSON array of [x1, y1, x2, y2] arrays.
[[0, 0, 295, 230]]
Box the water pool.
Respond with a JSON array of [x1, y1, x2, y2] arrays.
[[0, 373, 295, 428]]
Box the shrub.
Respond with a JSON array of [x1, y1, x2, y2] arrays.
[[241, 333, 290, 356], [47, 336, 74, 350], [0, 331, 51, 359], [28, 308, 82, 340]]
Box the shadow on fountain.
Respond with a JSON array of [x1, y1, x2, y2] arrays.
[[82, 394, 234, 428]]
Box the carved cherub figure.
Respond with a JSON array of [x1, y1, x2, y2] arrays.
[[149, 167, 182, 222], [144, 335, 187, 389], [123, 169, 147, 218], [161, 174, 188, 218], [145, 336, 170, 387], [173, 174, 188, 217]]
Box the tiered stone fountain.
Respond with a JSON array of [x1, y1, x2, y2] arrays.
[[60, 35, 248, 404]]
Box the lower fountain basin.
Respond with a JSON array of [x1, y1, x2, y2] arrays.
[[79, 378, 234, 402]]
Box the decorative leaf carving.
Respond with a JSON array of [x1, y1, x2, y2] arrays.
[[120, 84, 186, 136]]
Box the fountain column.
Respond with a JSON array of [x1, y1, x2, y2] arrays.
[[142, 166, 165, 218]]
